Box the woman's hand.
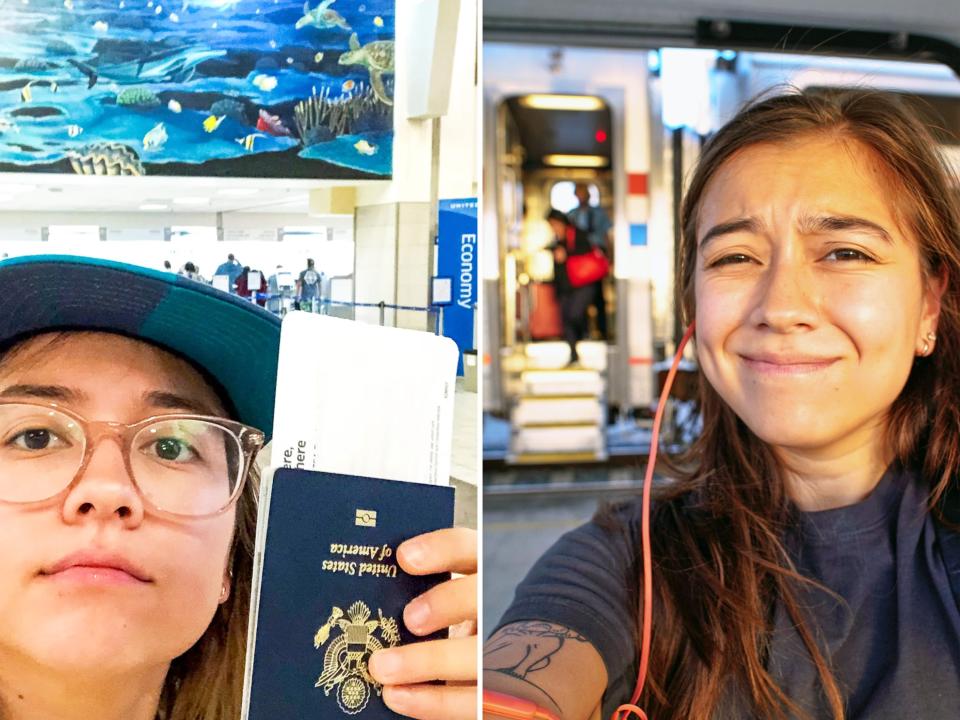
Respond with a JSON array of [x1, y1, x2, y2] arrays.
[[553, 245, 568, 263], [368, 527, 477, 720]]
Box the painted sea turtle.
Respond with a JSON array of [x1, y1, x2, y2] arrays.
[[296, 0, 350, 31], [338, 32, 394, 106]]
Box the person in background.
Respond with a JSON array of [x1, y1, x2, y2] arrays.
[[234, 266, 267, 307], [215, 254, 244, 294], [296, 258, 322, 312], [546, 209, 594, 366], [568, 182, 612, 340], [178, 262, 205, 284]]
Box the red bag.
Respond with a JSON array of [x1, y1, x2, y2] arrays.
[[565, 227, 609, 287]]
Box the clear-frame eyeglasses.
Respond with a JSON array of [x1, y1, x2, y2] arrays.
[[0, 400, 265, 519]]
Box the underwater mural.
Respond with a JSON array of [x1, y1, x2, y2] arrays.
[[0, 0, 394, 178]]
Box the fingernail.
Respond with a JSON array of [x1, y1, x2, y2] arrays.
[[399, 540, 425, 570], [383, 685, 412, 712], [404, 598, 430, 631], [369, 649, 399, 682]]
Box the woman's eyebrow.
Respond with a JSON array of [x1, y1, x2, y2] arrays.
[[0, 384, 85, 402], [698, 214, 894, 251], [699, 217, 762, 251], [143, 391, 219, 417], [799, 214, 894, 244]]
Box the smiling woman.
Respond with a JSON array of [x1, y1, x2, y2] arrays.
[[485, 88, 960, 720]]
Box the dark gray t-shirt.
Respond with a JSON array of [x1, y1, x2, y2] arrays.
[[494, 464, 960, 718]]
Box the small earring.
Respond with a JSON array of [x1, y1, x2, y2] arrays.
[[219, 583, 228, 603], [921, 341, 930, 355]]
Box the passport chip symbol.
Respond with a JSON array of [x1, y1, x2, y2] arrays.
[[355, 509, 377, 527]]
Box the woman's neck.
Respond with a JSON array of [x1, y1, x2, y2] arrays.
[[776, 417, 894, 512], [0, 653, 167, 720]]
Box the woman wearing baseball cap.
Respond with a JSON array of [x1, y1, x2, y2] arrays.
[[0, 255, 476, 720]]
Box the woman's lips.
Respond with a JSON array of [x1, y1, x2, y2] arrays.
[[40, 550, 152, 586], [740, 355, 839, 376], [43, 566, 148, 586]]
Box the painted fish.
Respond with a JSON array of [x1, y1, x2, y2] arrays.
[[341, 79, 354, 92], [235, 133, 265, 151], [67, 124, 83, 138], [252, 74, 277, 91], [155, 4, 162, 13], [167, 99, 182, 113], [93, 20, 108, 32], [143, 122, 168, 151], [63, 0, 73, 10], [314, 51, 324, 62], [203, 114, 225, 132], [256, 108, 292, 137], [169, 11, 179, 20], [373, 15, 383, 27], [354, 139, 377, 155], [20, 82, 32, 103]]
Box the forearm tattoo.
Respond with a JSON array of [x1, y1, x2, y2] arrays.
[[484, 621, 588, 708]]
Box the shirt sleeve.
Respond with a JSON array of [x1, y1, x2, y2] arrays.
[[492, 504, 641, 690]]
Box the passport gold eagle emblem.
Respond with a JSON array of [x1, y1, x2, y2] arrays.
[[313, 600, 401, 714]]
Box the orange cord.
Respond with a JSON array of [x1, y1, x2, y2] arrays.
[[612, 321, 696, 720]]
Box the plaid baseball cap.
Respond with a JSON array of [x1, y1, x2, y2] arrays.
[[0, 255, 282, 439]]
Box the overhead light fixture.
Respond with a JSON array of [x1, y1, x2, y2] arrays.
[[173, 196, 210, 206], [542, 154, 608, 168], [520, 94, 604, 112], [139, 203, 169, 211], [217, 187, 259, 197]]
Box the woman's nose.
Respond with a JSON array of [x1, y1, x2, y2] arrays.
[[749, 255, 819, 332], [60, 435, 145, 527]]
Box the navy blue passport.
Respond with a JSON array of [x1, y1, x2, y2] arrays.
[[242, 468, 455, 719]]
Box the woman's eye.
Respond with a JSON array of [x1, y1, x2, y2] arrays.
[[9, 428, 68, 451], [824, 248, 874, 262], [708, 253, 753, 268], [148, 438, 198, 463]]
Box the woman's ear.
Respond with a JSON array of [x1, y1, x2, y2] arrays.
[[922, 265, 949, 334]]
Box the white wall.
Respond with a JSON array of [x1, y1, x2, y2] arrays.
[[356, 0, 479, 206]]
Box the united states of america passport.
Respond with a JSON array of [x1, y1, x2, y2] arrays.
[[241, 467, 456, 719]]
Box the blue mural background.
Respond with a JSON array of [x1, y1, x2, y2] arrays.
[[0, 0, 394, 178]]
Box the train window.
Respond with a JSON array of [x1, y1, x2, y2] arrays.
[[549, 181, 600, 213]]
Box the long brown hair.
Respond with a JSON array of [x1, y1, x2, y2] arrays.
[[157, 467, 257, 720], [610, 88, 960, 719]]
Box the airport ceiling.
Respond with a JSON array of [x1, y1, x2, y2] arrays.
[[484, 0, 960, 62]]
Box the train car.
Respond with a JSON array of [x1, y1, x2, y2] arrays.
[[482, 0, 960, 469]]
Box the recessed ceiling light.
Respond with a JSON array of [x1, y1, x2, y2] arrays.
[[139, 203, 169, 211], [217, 187, 259, 197], [520, 95, 604, 111], [173, 197, 211, 206], [542, 154, 609, 168]]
